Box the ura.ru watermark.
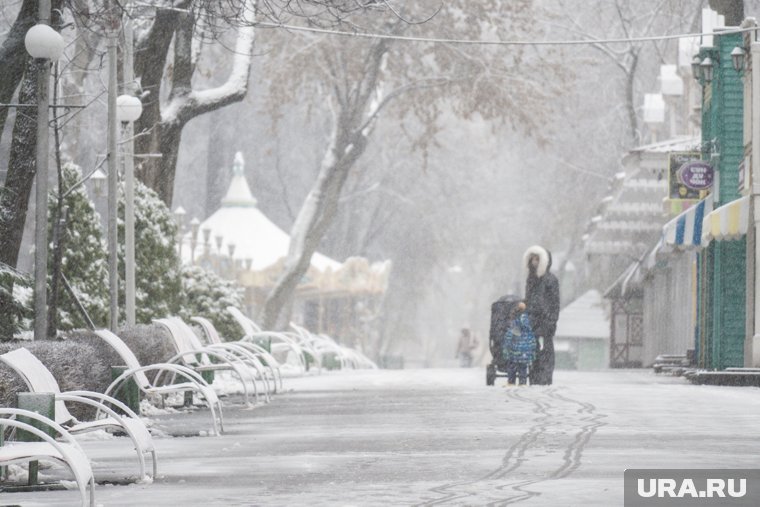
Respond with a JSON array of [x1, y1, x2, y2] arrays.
[[624, 469, 760, 506]]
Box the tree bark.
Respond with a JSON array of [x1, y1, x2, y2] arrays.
[[0, 58, 42, 272], [709, 0, 744, 26], [0, 58, 41, 337], [0, 0, 37, 142], [134, 8, 177, 197]]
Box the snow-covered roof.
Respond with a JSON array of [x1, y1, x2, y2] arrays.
[[584, 137, 701, 257], [555, 290, 610, 340], [627, 135, 700, 155], [182, 152, 341, 272]]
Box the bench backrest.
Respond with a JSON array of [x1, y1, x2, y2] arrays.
[[155, 317, 209, 366], [227, 306, 261, 335], [0, 347, 74, 425], [191, 316, 222, 345], [94, 329, 152, 390]]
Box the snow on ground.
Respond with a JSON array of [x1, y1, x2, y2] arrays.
[[2, 368, 759, 506]]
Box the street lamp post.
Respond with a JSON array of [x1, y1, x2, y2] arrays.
[[189, 217, 200, 264], [202, 227, 211, 257], [117, 93, 142, 326], [24, 0, 65, 341], [174, 206, 187, 259], [105, 1, 120, 331]]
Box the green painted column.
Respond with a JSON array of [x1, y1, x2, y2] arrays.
[[700, 32, 747, 369]]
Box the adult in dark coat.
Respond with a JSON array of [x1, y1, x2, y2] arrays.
[[523, 245, 560, 385]]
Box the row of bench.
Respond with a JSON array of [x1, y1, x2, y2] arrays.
[[0, 307, 376, 505]]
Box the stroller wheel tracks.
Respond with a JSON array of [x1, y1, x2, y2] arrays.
[[417, 387, 608, 506]]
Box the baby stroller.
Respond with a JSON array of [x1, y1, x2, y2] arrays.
[[486, 294, 523, 386]]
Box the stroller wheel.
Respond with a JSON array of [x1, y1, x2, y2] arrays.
[[486, 364, 496, 386]]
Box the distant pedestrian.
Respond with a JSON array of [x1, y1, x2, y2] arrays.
[[502, 301, 536, 386], [456, 328, 478, 367], [523, 245, 560, 385]]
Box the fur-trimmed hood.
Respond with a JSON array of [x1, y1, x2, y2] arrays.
[[523, 245, 551, 278]]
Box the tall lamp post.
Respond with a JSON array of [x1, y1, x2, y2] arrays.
[[24, 2, 65, 341], [174, 206, 187, 259], [105, 1, 120, 331], [189, 218, 200, 264], [116, 94, 142, 326]]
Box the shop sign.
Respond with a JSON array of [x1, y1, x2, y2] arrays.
[[669, 152, 712, 200]]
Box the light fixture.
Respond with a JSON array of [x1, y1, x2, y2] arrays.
[[116, 94, 143, 123], [643, 93, 666, 124], [700, 57, 714, 83], [659, 64, 683, 96], [24, 24, 65, 60], [190, 218, 201, 241], [173, 206, 187, 228], [731, 46, 746, 72], [691, 55, 702, 80], [90, 168, 106, 197]]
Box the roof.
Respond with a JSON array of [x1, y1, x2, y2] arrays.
[[555, 290, 610, 340], [182, 152, 341, 273], [584, 136, 700, 258]]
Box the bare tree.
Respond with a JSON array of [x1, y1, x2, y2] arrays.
[[555, 0, 704, 147], [132, 0, 257, 205], [257, 0, 568, 329]]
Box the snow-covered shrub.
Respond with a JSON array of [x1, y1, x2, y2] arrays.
[[118, 181, 181, 323], [0, 339, 108, 420], [0, 325, 176, 418], [47, 163, 109, 330], [178, 265, 244, 341]]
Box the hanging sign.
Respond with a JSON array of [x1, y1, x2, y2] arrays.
[[669, 152, 711, 200], [677, 161, 714, 190]]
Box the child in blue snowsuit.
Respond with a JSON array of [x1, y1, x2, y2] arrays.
[[502, 302, 537, 385]]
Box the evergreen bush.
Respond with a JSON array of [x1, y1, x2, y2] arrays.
[[118, 181, 182, 323], [178, 265, 245, 341], [47, 163, 109, 330], [0, 263, 32, 340]]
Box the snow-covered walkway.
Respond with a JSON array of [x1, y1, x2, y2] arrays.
[[3, 368, 758, 506]]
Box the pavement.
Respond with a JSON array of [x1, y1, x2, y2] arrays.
[[2, 367, 759, 506]]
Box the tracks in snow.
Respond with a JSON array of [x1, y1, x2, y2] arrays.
[[416, 386, 607, 506]]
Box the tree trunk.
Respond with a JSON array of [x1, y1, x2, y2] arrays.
[[0, 58, 42, 271], [0, 58, 41, 337], [155, 121, 183, 206], [0, 0, 36, 143], [260, 123, 368, 330], [134, 3, 256, 206], [709, 0, 744, 26], [134, 9, 177, 198]]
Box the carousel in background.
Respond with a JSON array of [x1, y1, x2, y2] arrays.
[[179, 152, 391, 349]]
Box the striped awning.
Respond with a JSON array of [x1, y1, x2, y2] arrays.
[[662, 198, 712, 250], [701, 195, 750, 246]]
